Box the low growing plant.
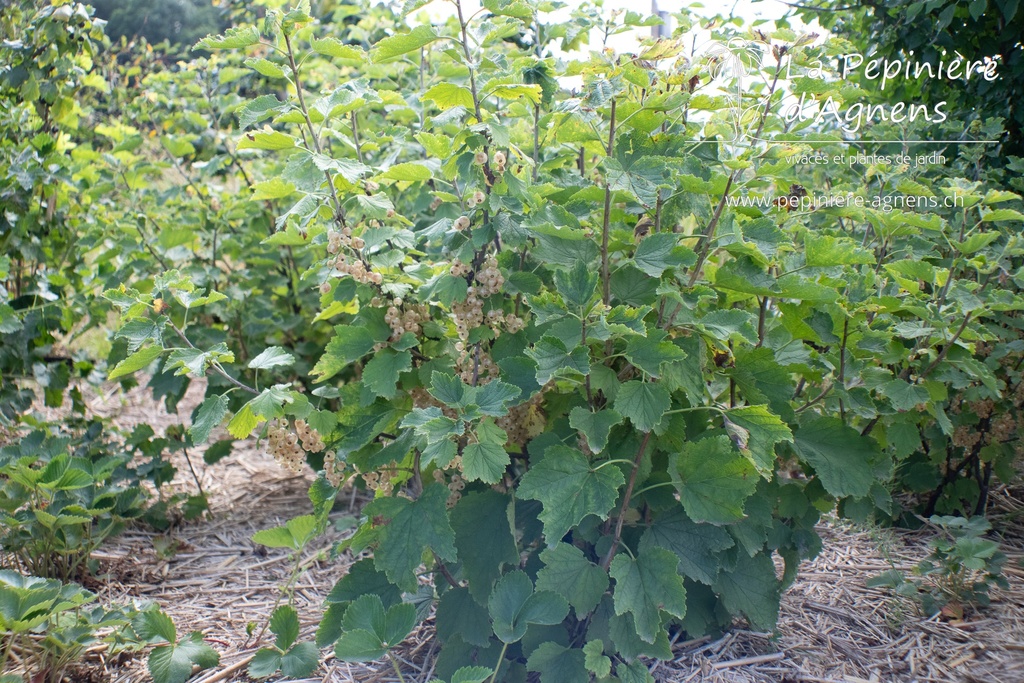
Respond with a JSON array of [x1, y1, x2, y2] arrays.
[[868, 515, 1008, 618]]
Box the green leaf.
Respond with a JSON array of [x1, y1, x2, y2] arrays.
[[311, 37, 364, 60], [436, 587, 493, 647], [245, 57, 285, 78], [568, 407, 622, 454], [270, 605, 300, 651], [227, 403, 258, 439], [609, 546, 687, 643], [108, 345, 163, 380], [451, 491, 519, 604], [251, 177, 294, 200], [583, 640, 611, 678], [450, 666, 495, 683], [362, 349, 412, 399], [190, 395, 228, 444], [380, 162, 433, 181], [373, 483, 457, 591], [252, 515, 317, 550], [237, 129, 296, 151], [634, 233, 695, 276], [248, 347, 295, 370], [475, 380, 521, 416], [526, 642, 588, 683], [133, 609, 177, 643], [335, 628, 387, 662], [195, 26, 261, 49], [311, 325, 377, 382], [792, 417, 879, 498], [423, 83, 475, 110], [536, 542, 609, 615], [879, 379, 930, 411], [148, 634, 219, 683], [669, 435, 758, 524], [553, 260, 598, 309], [624, 334, 686, 378], [463, 438, 509, 484], [723, 405, 793, 475], [981, 208, 1024, 222], [248, 648, 283, 678], [713, 551, 780, 630], [518, 445, 625, 542], [526, 336, 590, 384], [371, 25, 442, 61], [804, 234, 875, 266], [487, 570, 569, 643], [639, 507, 734, 585], [613, 381, 670, 433]]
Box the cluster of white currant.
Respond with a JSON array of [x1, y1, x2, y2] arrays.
[[474, 149, 507, 175], [496, 391, 548, 448], [323, 450, 346, 487], [362, 467, 396, 496], [465, 189, 487, 209], [382, 297, 430, 339]]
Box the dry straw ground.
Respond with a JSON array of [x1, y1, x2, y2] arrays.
[[36, 381, 1024, 683]]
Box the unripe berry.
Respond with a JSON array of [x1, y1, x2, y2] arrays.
[[472, 190, 486, 205], [454, 216, 470, 231], [386, 208, 395, 218], [493, 151, 506, 166], [365, 180, 379, 193], [474, 150, 488, 165], [319, 282, 331, 294]]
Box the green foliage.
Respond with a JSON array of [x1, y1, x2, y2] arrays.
[[4, 0, 1022, 678], [0, 424, 152, 581], [868, 516, 1009, 617], [0, 571, 157, 683], [133, 606, 220, 683]]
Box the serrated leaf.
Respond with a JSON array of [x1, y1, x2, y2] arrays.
[[373, 483, 457, 591], [723, 405, 793, 475], [270, 605, 300, 651], [190, 395, 228, 444], [624, 334, 686, 378], [436, 587, 493, 647], [462, 440, 509, 484], [251, 178, 295, 200], [518, 445, 624, 542], [634, 233, 695, 276], [613, 381, 670, 433], [487, 571, 569, 643], [583, 640, 611, 678], [792, 417, 879, 498], [196, 25, 260, 50], [280, 641, 319, 677], [879, 379, 930, 411], [245, 57, 285, 78], [423, 83, 475, 110], [311, 37, 364, 60], [133, 609, 177, 643], [371, 25, 442, 61], [526, 642, 588, 683], [804, 234, 875, 266], [568, 407, 622, 454], [553, 260, 598, 309], [669, 435, 758, 524], [227, 403, 258, 439], [609, 546, 687, 643], [536, 543, 609, 615], [248, 648, 282, 678], [380, 162, 433, 181], [475, 380, 521, 416], [362, 349, 412, 399], [450, 665, 495, 683], [237, 130, 295, 151], [108, 345, 163, 380], [451, 491, 518, 604], [248, 347, 295, 370], [526, 336, 591, 384], [311, 325, 377, 382], [639, 507, 734, 585], [713, 551, 779, 630]]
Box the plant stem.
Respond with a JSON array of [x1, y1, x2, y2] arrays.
[[601, 430, 652, 570], [601, 98, 617, 306], [488, 642, 509, 683], [388, 652, 407, 683]]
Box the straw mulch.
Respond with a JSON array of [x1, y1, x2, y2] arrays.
[[31, 382, 1024, 682]]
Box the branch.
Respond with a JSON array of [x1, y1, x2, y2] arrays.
[[601, 430, 652, 570]]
